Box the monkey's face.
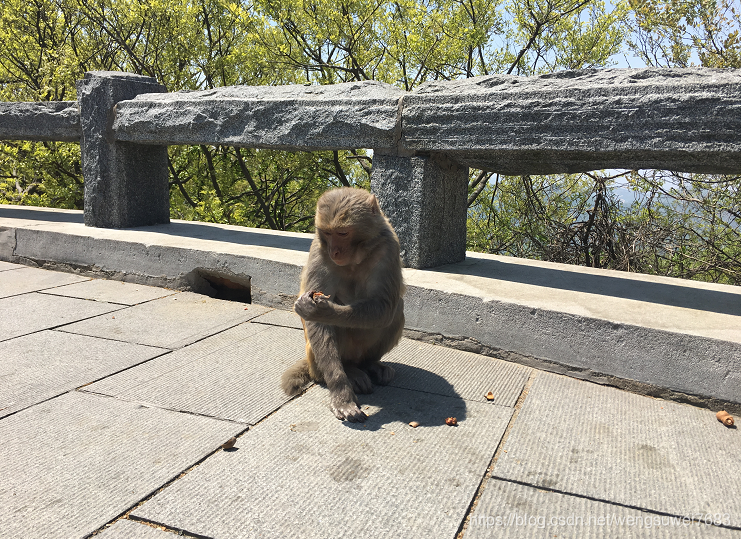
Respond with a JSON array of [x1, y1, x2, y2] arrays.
[[319, 228, 355, 266]]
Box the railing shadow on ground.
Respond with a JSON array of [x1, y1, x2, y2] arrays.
[[142, 221, 313, 252], [434, 256, 741, 317], [0, 206, 84, 224]]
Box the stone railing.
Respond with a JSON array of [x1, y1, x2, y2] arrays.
[[2, 68, 741, 268]]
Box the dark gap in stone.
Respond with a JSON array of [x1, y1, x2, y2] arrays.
[[184, 267, 251, 303]]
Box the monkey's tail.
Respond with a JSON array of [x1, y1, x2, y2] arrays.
[[281, 359, 312, 396]]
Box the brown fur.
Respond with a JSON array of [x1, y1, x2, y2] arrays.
[[280, 187, 405, 421]]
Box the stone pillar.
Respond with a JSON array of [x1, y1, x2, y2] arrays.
[[77, 71, 169, 228], [371, 152, 469, 269]]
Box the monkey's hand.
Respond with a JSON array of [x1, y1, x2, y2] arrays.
[[294, 291, 336, 322], [330, 391, 367, 423]]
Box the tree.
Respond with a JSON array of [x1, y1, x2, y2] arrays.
[[5, 0, 737, 284]]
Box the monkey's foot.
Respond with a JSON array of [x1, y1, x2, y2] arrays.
[[330, 395, 367, 422], [346, 367, 374, 394], [366, 362, 395, 386]]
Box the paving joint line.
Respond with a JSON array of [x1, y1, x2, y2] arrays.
[[71, 322, 278, 395], [75, 389, 252, 426], [0, 276, 96, 300], [36, 288, 167, 307], [0, 348, 167, 421], [83, 425, 251, 539], [455, 369, 538, 539], [52, 312, 273, 351], [488, 476, 741, 532], [0, 304, 130, 344], [125, 516, 214, 538]]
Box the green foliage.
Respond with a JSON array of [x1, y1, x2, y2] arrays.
[[629, 0, 740, 68], [1, 0, 738, 284]]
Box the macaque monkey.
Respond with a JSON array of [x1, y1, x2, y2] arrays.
[[281, 187, 405, 422]]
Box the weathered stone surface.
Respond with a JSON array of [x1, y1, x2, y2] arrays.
[[0, 101, 80, 142], [96, 519, 175, 539], [77, 71, 169, 228], [0, 265, 89, 299], [250, 308, 304, 329], [466, 479, 739, 538], [0, 292, 121, 342], [83, 324, 305, 424], [0, 329, 166, 418], [62, 291, 270, 349], [0, 391, 241, 539], [41, 277, 177, 305], [132, 385, 513, 539], [492, 372, 741, 528], [402, 67, 741, 174], [372, 152, 468, 268], [386, 338, 531, 406], [113, 80, 404, 150]]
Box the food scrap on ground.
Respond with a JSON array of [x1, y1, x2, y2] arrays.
[[445, 417, 458, 426], [716, 410, 735, 427], [221, 437, 237, 449], [485, 392, 494, 401], [409, 421, 419, 428]]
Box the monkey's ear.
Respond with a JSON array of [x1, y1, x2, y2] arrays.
[[369, 194, 380, 214]]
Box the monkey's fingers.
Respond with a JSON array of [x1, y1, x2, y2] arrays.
[[332, 402, 367, 423]]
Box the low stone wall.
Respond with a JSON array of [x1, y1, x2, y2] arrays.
[[2, 68, 741, 268]]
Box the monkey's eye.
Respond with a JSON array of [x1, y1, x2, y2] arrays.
[[337, 232, 349, 237]]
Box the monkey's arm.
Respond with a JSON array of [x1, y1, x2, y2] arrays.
[[304, 321, 367, 422], [295, 292, 398, 328]]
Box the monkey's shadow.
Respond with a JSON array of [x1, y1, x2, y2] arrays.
[[343, 363, 468, 431]]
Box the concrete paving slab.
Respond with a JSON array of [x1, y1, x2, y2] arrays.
[[464, 479, 740, 538], [386, 338, 531, 406], [250, 307, 303, 329], [0, 330, 166, 418], [0, 260, 20, 271], [97, 519, 177, 538], [84, 324, 305, 424], [61, 291, 271, 348], [492, 372, 741, 528], [83, 322, 270, 395], [0, 391, 242, 539], [132, 385, 513, 538], [41, 278, 177, 305], [0, 264, 89, 298], [0, 292, 121, 342]]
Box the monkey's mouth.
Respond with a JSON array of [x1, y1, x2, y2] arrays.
[[332, 258, 352, 267]]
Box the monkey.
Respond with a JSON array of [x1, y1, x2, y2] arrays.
[[281, 187, 405, 422]]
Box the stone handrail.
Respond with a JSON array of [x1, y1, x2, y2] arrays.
[[1, 68, 740, 268]]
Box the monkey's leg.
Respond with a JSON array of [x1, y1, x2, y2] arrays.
[[305, 321, 367, 422], [362, 300, 403, 386], [365, 361, 396, 386], [281, 340, 324, 396], [344, 365, 374, 394]]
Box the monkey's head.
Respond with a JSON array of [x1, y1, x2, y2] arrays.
[[314, 188, 385, 267]]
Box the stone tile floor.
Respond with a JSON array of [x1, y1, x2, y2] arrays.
[[0, 262, 738, 538]]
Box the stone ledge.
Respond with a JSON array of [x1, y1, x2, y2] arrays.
[[0, 101, 80, 142], [401, 67, 741, 174], [113, 81, 404, 150], [1, 204, 739, 405]]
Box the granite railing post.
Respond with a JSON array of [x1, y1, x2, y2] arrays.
[[371, 151, 468, 269], [76, 71, 169, 228]]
